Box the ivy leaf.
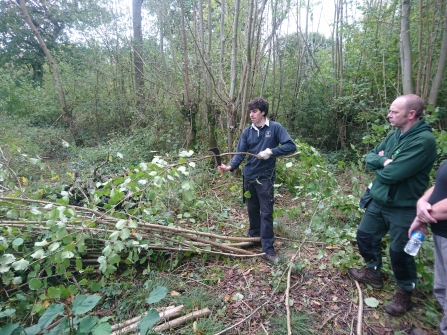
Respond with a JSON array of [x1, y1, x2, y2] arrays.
[[137, 309, 160, 335], [364, 297, 380, 308], [11, 259, 29, 271], [91, 322, 111, 335], [146, 286, 168, 304], [72, 295, 102, 315]]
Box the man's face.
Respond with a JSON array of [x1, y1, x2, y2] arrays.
[[250, 108, 265, 125], [388, 98, 413, 130]]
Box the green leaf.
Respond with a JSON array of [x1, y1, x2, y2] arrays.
[[46, 317, 68, 335], [12, 238, 24, 250], [37, 304, 64, 329], [48, 242, 60, 252], [115, 219, 126, 229], [0, 309, 15, 318], [12, 259, 29, 271], [23, 324, 41, 335], [47, 287, 61, 299], [29, 278, 42, 290], [181, 180, 191, 190], [78, 315, 98, 333], [146, 286, 168, 304], [61, 251, 74, 259], [137, 309, 160, 335], [72, 295, 102, 315], [0, 323, 21, 335], [108, 254, 120, 265], [31, 249, 45, 259], [244, 191, 251, 199], [35, 240, 48, 247], [91, 322, 111, 335], [0, 254, 16, 265], [120, 228, 131, 240], [364, 297, 379, 308]]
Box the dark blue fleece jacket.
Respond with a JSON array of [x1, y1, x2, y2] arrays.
[[229, 120, 296, 180]]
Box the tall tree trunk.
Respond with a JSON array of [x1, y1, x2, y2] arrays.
[[428, 1, 447, 107], [180, 0, 196, 149], [400, 0, 413, 94], [206, 0, 218, 149], [227, 0, 241, 151], [132, 0, 145, 114], [17, 0, 77, 139]]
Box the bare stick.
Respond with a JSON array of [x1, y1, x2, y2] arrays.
[[354, 280, 363, 335], [111, 305, 184, 335], [285, 256, 295, 335], [152, 307, 211, 332]]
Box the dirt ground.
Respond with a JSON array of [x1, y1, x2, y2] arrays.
[[203, 203, 441, 335]]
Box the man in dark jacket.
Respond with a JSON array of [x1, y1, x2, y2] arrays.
[[218, 98, 296, 264], [348, 94, 437, 316], [408, 161, 447, 335]]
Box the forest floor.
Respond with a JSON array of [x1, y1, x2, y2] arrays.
[[158, 193, 441, 335]]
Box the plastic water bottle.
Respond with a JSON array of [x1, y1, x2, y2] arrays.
[[404, 231, 425, 256]]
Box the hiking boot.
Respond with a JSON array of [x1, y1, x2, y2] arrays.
[[385, 287, 414, 316], [348, 267, 384, 288], [242, 241, 262, 248], [263, 253, 280, 265], [411, 329, 430, 335]]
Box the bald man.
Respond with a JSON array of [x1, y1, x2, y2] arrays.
[[348, 94, 437, 316]]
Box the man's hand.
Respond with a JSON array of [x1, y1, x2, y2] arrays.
[[408, 217, 429, 238], [218, 164, 232, 173], [383, 159, 393, 166], [257, 148, 273, 160], [417, 200, 437, 223]]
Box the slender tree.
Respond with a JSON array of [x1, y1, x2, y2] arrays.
[[400, 0, 413, 94]]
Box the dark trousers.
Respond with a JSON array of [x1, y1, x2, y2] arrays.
[[244, 177, 275, 254], [356, 200, 417, 291]]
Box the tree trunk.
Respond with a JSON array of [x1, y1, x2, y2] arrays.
[[132, 0, 145, 115], [227, 0, 241, 151], [180, 0, 196, 149], [400, 0, 413, 94], [17, 0, 77, 138], [428, 2, 447, 107]]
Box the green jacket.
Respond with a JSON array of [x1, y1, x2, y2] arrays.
[[367, 117, 437, 207]]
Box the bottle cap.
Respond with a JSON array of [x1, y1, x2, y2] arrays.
[[411, 231, 425, 242]]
